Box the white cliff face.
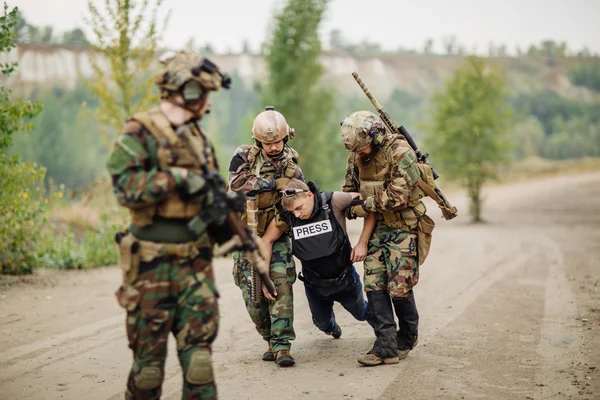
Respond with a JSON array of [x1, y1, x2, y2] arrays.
[[3, 44, 590, 101], [3, 44, 452, 99]]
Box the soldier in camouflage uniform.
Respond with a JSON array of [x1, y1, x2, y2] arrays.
[[341, 110, 430, 366], [228, 107, 303, 367], [106, 51, 231, 399]]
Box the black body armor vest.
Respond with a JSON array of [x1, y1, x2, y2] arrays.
[[288, 190, 354, 297]]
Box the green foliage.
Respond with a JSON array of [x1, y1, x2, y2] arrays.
[[0, 3, 46, 274], [0, 159, 47, 274], [36, 207, 120, 269], [424, 56, 514, 222], [84, 0, 169, 147], [261, 0, 342, 190], [568, 61, 600, 92], [11, 83, 106, 188]]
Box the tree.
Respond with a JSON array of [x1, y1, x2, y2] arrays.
[[261, 0, 341, 189], [241, 38, 251, 54], [442, 35, 457, 55], [0, 3, 45, 273], [84, 0, 169, 147], [423, 56, 514, 222], [329, 28, 345, 50], [62, 28, 89, 45], [423, 38, 433, 54]]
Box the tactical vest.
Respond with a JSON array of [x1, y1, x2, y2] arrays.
[[126, 107, 218, 227], [290, 192, 354, 297], [242, 145, 300, 236], [356, 135, 426, 232]]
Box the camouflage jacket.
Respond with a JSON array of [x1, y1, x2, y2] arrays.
[[342, 135, 421, 214], [106, 114, 218, 219], [228, 144, 303, 234]]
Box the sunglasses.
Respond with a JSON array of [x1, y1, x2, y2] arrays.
[[279, 189, 309, 197]]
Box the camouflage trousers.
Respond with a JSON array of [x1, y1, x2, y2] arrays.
[[364, 223, 420, 299], [232, 236, 296, 353], [115, 252, 219, 400]]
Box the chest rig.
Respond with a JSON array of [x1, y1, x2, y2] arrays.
[[355, 136, 427, 232], [242, 145, 300, 236], [128, 107, 219, 227]]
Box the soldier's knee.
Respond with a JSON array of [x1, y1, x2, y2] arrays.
[[134, 366, 163, 390], [185, 348, 214, 385]]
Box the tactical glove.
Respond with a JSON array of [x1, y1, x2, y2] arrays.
[[170, 167, 208, 202], [348, 197, 369, 218], [350, 205, 369, 218], [349, 197, 365, 208]]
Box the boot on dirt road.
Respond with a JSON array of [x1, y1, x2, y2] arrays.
[[262, 346, 275, 361], [358, 291, 399, 366], [358, 352, 400, 366], [393, 291, 419, 359], [327, 323, 342, 339], [275, 350, 295, 367]]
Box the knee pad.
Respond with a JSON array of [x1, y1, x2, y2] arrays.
[[186, 348, 214, 385], [134, 366, 163, 390]]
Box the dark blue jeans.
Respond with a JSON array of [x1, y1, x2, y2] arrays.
[[303, 266, 372, 333]]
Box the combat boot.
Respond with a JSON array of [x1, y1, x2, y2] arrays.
[[262, 346, 275, 362], [327, 323, 342, 339], [393, 291, 419, 360], [358, 291, 398, 366], [275, 350, 295, 367], [357, 351, 399, 366]]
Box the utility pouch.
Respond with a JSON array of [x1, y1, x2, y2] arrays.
[[417, 214, 435, 265], [115, 231, 141, 284]]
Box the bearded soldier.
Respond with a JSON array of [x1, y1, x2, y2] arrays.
[[228, 107, 303, 367], [107, 51, 232, 399], [341, 110, 429, 366]]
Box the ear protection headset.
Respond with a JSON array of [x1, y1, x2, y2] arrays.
[[364, 120, 385, 147]]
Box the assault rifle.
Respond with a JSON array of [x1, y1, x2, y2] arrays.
[[352, 72, 458, 220], [176, 124, 276, 296]]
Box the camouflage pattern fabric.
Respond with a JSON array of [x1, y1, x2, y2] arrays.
[[228, 145, 303, 197], [115, 254, 219, 400], [232, 237, 296, 352], [228, 143, 302, 353], [342, 134, 421, 214], [107, 120, 180, 207], [363, 222, 419, 299], [107, 109, 224, 398], [155, 50, 225, 93]]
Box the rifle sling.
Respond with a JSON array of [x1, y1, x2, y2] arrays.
[[417, 178, 445, 208]]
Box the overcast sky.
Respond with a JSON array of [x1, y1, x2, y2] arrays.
[[14, 0, 600, 55]]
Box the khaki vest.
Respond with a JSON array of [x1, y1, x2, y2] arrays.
[[127, 107, 218, 227], [242, 145, 300, 235], [356, 137, 426, 232]]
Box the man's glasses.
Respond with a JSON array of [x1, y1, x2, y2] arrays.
[[279, 189, 309, 197]]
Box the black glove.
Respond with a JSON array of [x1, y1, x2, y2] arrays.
[[349, 197, 365, 208]]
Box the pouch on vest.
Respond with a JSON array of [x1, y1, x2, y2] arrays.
[[116, 231, 141, 284], [417, 214, 435, 265], [299, 265, 355, 298]]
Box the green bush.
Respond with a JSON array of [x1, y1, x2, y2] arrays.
[[0, 156, 48, 274]]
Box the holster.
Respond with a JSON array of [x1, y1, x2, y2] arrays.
[[115, 231, 141, 285]]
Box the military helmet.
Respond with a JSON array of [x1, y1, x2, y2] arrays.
[[154, 51, 231, 100], [340, 110, 386, 152], [251, 106, 294, 144]]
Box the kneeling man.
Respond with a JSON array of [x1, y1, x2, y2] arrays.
[[261, 179, 374, 338]]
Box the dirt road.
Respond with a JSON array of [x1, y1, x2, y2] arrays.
[[1, 172, 599, 400]]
